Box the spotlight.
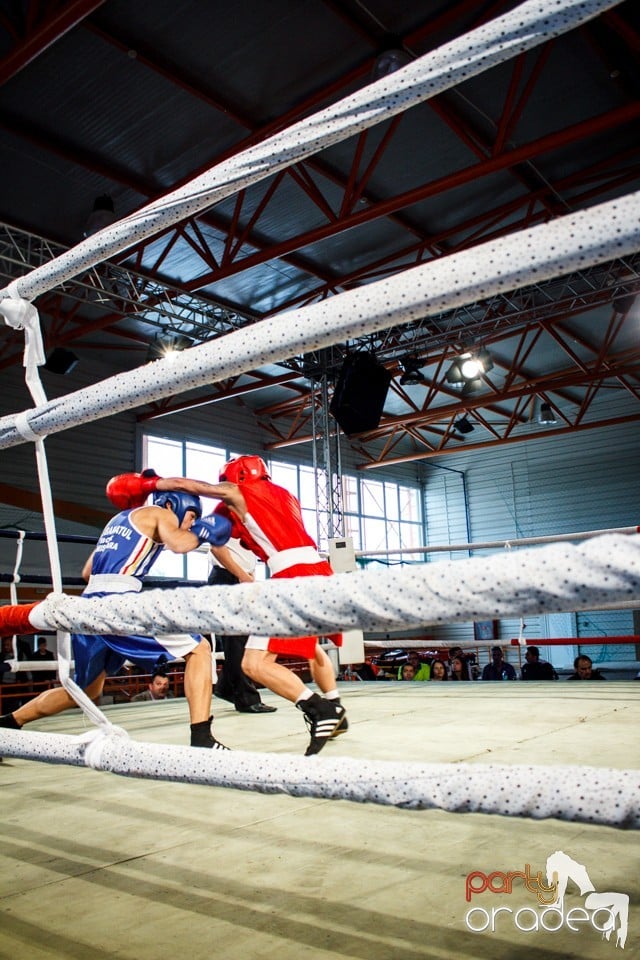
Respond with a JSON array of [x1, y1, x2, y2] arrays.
[[146, 333, 193, 363], [612, 294, 636, 315], [539, 402, 557, 425], [43, 347, 79, 375], [84, 194, 116, 237], [446, 348, 493, 386], [455, 416, 474, 434], [399, 355, 426, 386]]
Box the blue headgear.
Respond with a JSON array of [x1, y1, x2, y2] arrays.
[[152, 491, 202, 525]]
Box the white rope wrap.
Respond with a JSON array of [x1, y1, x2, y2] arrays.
[[0, 729, 636, 828], [0, 0, 620, 305], [28, 534, 640, 637], [0, 189, 638, 450], [9, 529, 25, 605]]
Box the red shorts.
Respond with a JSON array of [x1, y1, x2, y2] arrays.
[[266, 561, 342, 659]]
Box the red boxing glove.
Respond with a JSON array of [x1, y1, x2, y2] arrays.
[[106, 469, 161, 510], [0, 601, 41, 635]]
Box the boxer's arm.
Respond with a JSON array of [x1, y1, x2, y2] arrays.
[[210, 544, 254, 583], [157, 477, 247, 518]]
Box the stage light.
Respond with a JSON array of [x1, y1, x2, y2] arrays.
[[399, 355, 426, 386], [455, 416, 475, 434], [146, 333, 193, 363], [446, 348, 493, 386]]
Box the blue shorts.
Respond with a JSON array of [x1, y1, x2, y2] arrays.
[[71, 589, 202, 688], [72, 631, 178, 688]]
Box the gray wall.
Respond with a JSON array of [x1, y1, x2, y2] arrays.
[[420, 401, 639, 671]]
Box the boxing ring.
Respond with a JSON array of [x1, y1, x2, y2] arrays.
[[1, 0, 639, 836]]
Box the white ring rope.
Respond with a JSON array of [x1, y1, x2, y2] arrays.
[[0, 189, 638, 449], [0, 0, 621, 304], [356, 525, 640, 556], [0, 729, 637, 828], [25, 534, 640, 638]]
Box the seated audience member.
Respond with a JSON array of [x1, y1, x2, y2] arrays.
[[397, 649, 431, 681], [429, 659, 448, 681], [131, 671, 174, 702], [32, 636, 57, 686], [521, 646, 557, 680], [482, 646, 517, 681], [450, 656, 471, 681], [566, 654, 607, 681], [400, 663, 416, 681], [448, 646, 477, 680], [354, 661, 378, 681]]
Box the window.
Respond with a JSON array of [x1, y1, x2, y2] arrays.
[[143, 435, 228, 582], [342, 476, 423, 560]]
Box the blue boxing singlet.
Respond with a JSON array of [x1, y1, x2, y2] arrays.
[[91, 508, 164, 578]]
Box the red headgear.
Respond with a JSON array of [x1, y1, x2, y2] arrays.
[[219, 456, 269, 484]]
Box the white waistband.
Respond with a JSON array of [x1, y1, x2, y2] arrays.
[[85, 574, 143, 595], [267, 546, 322, 576]]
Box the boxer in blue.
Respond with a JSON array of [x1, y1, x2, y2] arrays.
[[0, 488, 231, 749]]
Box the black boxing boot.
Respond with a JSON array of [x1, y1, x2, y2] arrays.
[[190, 716, 229, 750], [0, 713, 21, 729], [297, 694, 346, 756]]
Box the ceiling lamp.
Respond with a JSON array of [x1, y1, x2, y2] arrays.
[[371, 35, 412, 81], [399, 355, 426, 386], [445, 347, 494, 386], [455, 416, 475, 434], [539, 401, 557, 424], [84, 194, 116, 237], [146, 333, 193, 363]]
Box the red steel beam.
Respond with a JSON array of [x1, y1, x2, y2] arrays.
[[186, 102, 640, 291], [0, 0, 107, 86]]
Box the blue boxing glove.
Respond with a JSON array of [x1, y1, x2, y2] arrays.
[[191, 514, 232, 546]]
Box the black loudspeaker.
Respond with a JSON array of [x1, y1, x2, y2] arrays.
[[43, 348, 79, 375], [330, 353, 391, 436]]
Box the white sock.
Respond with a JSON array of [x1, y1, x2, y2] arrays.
[[323, 689, 339, 700], [295, 689, 313, 704]]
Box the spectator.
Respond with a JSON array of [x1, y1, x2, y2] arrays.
[[131, 671, 174, 702], [397, 650, 430, 681], [521, 646, 557, 681], [566, 654, 607, 681], [482, 646, 517, 681], [32, 636, 57, 686], [400, 663, 416, 681], [448, 646, 476, 680], [0, 636, 29, 712], [429, 659, 448, 681], [450, 656, 471, 681], [353, 661, 378, 681]]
